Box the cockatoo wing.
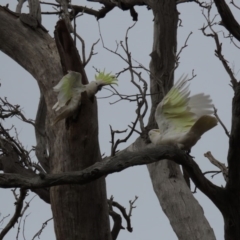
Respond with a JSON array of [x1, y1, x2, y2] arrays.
[[179, 115, 218, 149], [53, 71, 86, 111], [52, 94, 81, 125], [188, 94, 213, 118], [155, 75, 214, 134]]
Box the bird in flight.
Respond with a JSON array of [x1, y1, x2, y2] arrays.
[[52, 70, 118, 125], [148, 75, 217, 150]]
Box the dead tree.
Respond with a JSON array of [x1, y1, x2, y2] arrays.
[[0, 0, 240, 240]]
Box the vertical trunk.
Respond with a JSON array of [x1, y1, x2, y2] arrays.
[[225, 83, 240, 239], [0, 8, 111, 240], [50, 100, 111, 240], [146, 0, 216, 239], [223, 192, 240, 240], [49, 20, 111, 240]]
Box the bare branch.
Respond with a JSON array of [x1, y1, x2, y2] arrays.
[[213, 106, 230, 137], [32, 217, 53, 240], [16, 0, 27, 13], [175, 31, 193, 70], [0, 214, 10, 226], [128, 196, 138, 221], [98, 22, 128, 64], [0, 97, 36, 129], [230, 0, 240, 10], [201, 5, 238, 89], [213, 0, 240, 42], [22, 213, 30, 240], [176, 0, 209, 8], [0, 144, 225, 209], [109, 126, 128, 156], [204, 151, 228, 181], [28, 0, 42, 23], [98, 22, 149, 151], [0, 189, 28, 240], [39, 1, 59, 7], [108, 196, 123, 240], [0, 134, 50, 203], [70, 4, 115, 21], [84, 39, 100, 67], [108, 196, 137, 233]]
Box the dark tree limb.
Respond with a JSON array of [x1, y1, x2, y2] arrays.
[[109, 196, 137, 233], [108, 197, 123, 240], [226, 82, 240, 189], [70, 4, 115, 21], [0, 145, 225, 207], [213, 0, 240, 42], [54, 19, 88, 81]]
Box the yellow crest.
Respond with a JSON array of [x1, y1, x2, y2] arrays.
[[95, 70, 118, 85]]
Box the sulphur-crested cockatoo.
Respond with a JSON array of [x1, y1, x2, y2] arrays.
[[52, 70, 117, 125], [148, 75, 217, 150]]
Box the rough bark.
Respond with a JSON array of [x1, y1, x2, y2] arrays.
[[142, 0, 217, 239], [149, 161, 215, 240], [35, 94, 50, 173], [0, 144, 224, 195], [50, 20, 110, 240], [223, 82, 240, 239], [0, 6, 110, 240]]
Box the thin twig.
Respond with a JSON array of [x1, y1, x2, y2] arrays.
[[32, 217, 53, 240], [213, 106, 230, 137], [22, 213, 30, 240], [0, 189, 28, 240], [200, 4, 238, 89], [230, 0, 240, 10]]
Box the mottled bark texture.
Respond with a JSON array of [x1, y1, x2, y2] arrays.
[[0, 144, 224, 192], [145, 0, 216, 239], [0, 6, 110, 240], [50, 20, 110, 240]]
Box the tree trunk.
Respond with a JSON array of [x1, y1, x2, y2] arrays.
[[224, 82, 240, 239], [0, 7, 111, 240], [222, 190, 240, 240], [146, 0, 216, 239]]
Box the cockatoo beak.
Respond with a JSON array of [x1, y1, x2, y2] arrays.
[[97, 85, 103, 91]]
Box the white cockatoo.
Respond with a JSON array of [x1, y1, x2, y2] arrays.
[[52, 70, 117, 125], [148, 75, 217, 150]]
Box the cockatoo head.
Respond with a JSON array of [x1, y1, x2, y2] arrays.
[[94, 70, 118, 90], [85, 70, 118, 96], [148, 129, 161, 144]]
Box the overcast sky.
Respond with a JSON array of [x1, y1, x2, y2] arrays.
[[0, 0, 240, 239]]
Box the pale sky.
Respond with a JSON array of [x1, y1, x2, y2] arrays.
[[0, 0, 239, 239]]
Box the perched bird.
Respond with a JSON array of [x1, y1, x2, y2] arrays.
[[52, 70, 117, 125], [148, 75, 217, 150]]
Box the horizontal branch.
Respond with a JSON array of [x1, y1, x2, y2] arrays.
[[0, 145, 224, 204]]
